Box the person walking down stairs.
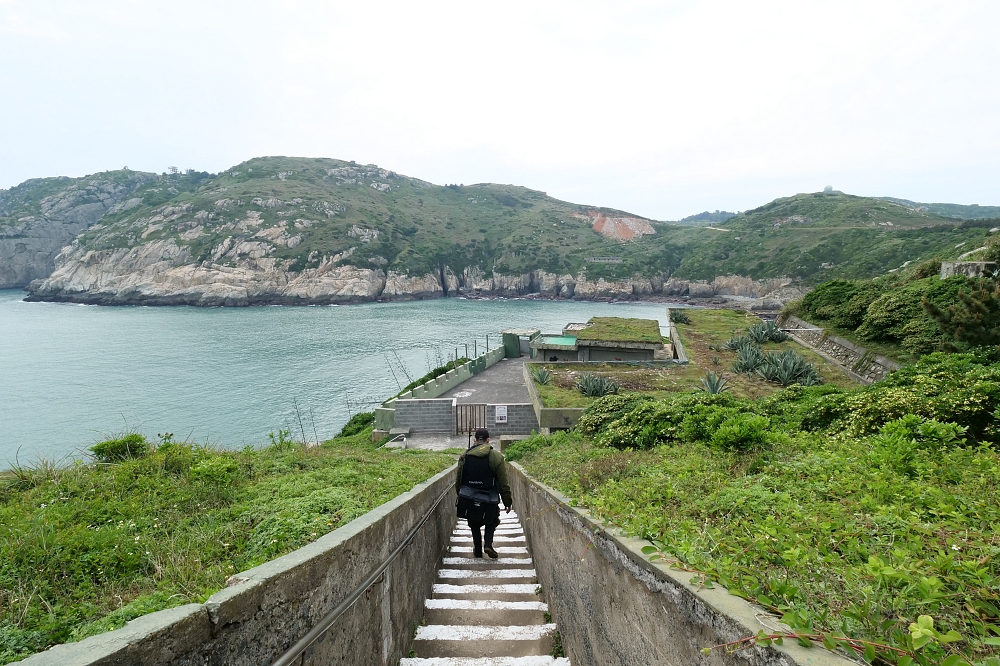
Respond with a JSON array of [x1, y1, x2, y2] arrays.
[[454, 429, 511, 558], [400, 429, 569, 664], [401, 510, 569, 664]]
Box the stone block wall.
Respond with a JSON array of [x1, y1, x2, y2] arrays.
[[13, 468, 457, 666], [394, 399, 456, 433], [485, 404, 539, 436], [780, 315, 899, 384]]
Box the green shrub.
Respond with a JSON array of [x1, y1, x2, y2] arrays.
[[89, 433, 150, 463], [868, 415, 969, 478], [596, 393, 735, 450], [337, 412, 375, 438], [189, 457, 240, 486], [504, 431, 570, 461], [575, 373, 620, 397], [678, 404, 743, 444], [709, 413, 772, 451], [576, 393, 655, 435]]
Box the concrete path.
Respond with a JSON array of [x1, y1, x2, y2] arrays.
[[400, 512, 570, 665], [440, 357, 532, 405]]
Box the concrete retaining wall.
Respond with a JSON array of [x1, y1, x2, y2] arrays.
[[508, 464, 853, 666], [394, 399, 456, 433], [780, 315, 899, 384], [14, 467, 457, 666]]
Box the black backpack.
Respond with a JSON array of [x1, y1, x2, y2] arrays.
[[456, 452, 500, 520]]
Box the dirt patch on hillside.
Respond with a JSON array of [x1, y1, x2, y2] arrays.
[[573, 211, 655, 240]]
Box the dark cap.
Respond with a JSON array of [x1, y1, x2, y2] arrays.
[[474, 428, 490, 441]]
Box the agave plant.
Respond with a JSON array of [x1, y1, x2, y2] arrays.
[[723, 334, 754, 352], [576, 373, 620, 397], [746, 320, 790, 344], [732, 343, 765, 374], [699, 371, 729, 394], [755, 349, 822, 387], [530, 367, 552, 385], [670, 309, 692, 324]]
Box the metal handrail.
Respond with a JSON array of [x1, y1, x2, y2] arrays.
[[269, 483, 453, 666]]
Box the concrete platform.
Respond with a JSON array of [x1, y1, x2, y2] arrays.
[[440, 356, 531, 405]]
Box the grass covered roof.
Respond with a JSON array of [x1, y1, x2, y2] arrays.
[[576, 317, 662, 344]]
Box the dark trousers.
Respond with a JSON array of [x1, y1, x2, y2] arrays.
[[468, 503, 501, 553], [467, 520, 497, 553]]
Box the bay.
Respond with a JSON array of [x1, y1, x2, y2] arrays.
[[0, 289, 675, 466]]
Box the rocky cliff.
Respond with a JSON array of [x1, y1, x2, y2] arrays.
[[0, 171, 157, 288], [27, 237, 801, 308]]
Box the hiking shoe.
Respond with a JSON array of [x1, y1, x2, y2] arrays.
[[474, 550, 483, 558], [484, 546, 499, 559]]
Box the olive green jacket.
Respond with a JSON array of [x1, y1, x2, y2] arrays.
[[455, 443, 513, 508]]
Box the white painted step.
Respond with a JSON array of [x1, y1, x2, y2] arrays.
[[425, 599, 547, 611], [415, 624, 557, 641], [450, 546, 528, 555], [433, 584, 539, 595], [438, 569, 537, 579], [453, 528, 524, 535], [401, 658, 570, 665], [451, 536, 525, 543], [442, 557, 533, 566]]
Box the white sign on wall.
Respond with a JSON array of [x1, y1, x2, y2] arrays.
[[495, 405, 508, 424]]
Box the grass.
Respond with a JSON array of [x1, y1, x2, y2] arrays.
[[515, 431, 1000, 664], [530, 309, 853, 408], [509, 351, 1000, 666], [575, 317, 663, 344], [0, 429, 453, 664]]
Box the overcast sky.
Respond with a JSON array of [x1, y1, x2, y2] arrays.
[[1, 1, 997, 220]]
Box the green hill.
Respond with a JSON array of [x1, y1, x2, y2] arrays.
[[881, 197, 1000, 221], [66, 156, 677, 282], [4, 159, 999, 300], [657, 191, 999, 284]]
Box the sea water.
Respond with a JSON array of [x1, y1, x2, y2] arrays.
[[0, 289, 676, 465]]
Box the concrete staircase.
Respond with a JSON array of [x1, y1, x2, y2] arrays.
[[400, 511, 569, 666]]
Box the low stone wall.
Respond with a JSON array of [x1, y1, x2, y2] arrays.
[[375, 347, 506, 431], [14, 467, 457, 666], [780, 315, 899, 384], [508, 464, 853, 666], [394, 399, 456, 433]]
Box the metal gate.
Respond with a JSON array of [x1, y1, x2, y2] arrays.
[[455, 403, 487, 436]]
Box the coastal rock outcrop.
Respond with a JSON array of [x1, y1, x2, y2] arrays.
[[0, 172, 157, 288]]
